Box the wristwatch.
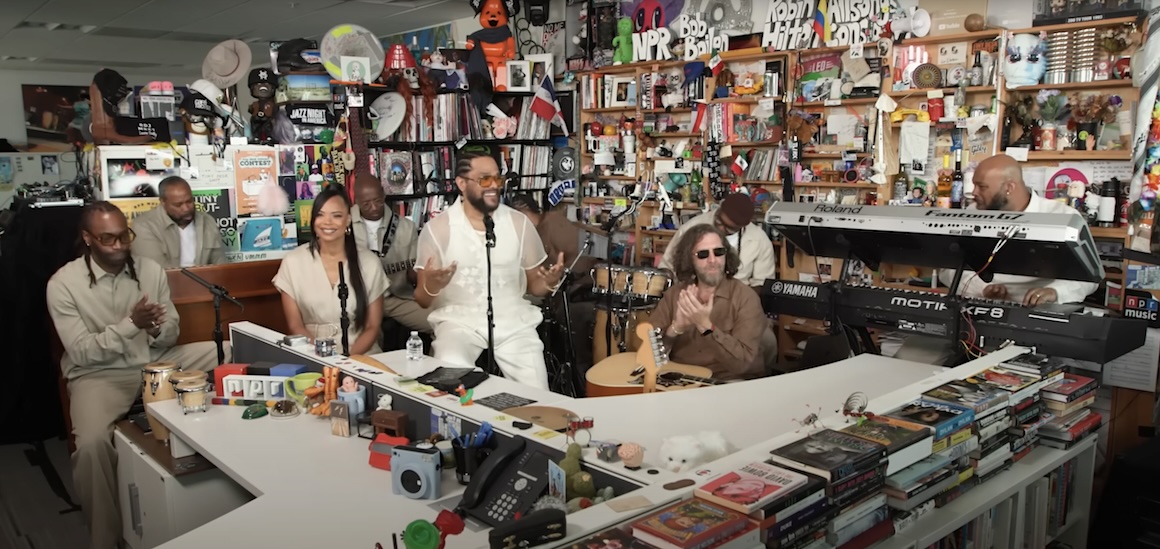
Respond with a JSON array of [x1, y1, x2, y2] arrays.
[[701, 325, 714, 336]]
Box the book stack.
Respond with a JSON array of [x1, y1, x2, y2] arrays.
[[919, 378, 1013, 508], [1039, 373, 1103, 449], [693, 460, 829, 548], [629, 498, 760, 549], [876, 400, 976, 517], [768, 429, 895, 548]]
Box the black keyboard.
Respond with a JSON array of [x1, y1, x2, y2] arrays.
[[761, 279, 1146, 363]]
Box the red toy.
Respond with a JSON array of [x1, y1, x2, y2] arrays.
[[368, 433, 410, 471], [466, 0, 519, 91]]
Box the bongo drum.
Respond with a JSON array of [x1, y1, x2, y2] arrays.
[[628, 267, 672, 300], [592, 303, 653, 364], [142, 362, 181, 442], [175, 380, 211, 415], [169, 370, 208, 389], [591, 263, 632, 297]]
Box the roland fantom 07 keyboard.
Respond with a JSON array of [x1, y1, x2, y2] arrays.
[[762, 279, 1146, 364]]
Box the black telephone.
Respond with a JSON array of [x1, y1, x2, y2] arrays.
[[457, 436, 550, 527]]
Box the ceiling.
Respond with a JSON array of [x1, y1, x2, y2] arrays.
[[0, 0, 474, 76]]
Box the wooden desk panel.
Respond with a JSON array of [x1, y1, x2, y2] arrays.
[[166, 260, 288, 344]]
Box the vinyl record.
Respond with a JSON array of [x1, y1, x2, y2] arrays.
[[553, 147, 577, 180], [368, 92, 406, 140], [319, 24, 385, 82]]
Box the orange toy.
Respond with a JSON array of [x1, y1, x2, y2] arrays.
[[465, 0, 519, 92], [308, 366, 341, 417]]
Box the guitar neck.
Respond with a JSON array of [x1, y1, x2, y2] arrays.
[[384, 259, 416, 275]]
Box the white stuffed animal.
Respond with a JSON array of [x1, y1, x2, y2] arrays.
[[658, 431, 734, 473], [376, 393, 393, 411]]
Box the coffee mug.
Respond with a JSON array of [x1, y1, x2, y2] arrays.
[[338, 386, 366, 417], [285, 372, 323, 405]]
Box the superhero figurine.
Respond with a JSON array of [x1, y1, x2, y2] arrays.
[[247, 68, 279, 145], [465, 0, 519, 106]]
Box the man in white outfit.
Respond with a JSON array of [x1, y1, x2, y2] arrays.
[[896, 154, 1098, 364], [415, 151, 564, 389]]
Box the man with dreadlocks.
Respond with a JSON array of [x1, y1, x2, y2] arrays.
[[46, 201, 220, 549]]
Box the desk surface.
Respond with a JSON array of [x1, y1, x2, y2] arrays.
[[152, 322, 1022, 548]]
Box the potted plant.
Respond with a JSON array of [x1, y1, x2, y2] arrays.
[[1096, 25, 1135, 80], [1069, 93, 1122, 150], [1036, 89, 1069, 151]]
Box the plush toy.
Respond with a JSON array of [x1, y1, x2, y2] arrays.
[[556, 443, 598, 499], [247, 68, 279, 145], [657, 431, 734, 473], [786, 112, 820, 143], [466, 0, 519, 102], [612, 17, 634, 65], [376, 393, 393, 411], [618, 442, 644, 469]]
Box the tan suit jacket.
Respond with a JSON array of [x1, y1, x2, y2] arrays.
[[131, 205, 226, 268]]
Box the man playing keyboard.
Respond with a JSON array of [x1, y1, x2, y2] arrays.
[[936, 154, 1098, 306], [896, 154, 1098, 364]]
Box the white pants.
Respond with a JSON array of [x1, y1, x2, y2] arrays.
[[432, 321, 548, 390]]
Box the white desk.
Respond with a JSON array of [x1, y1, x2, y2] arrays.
[[145, 322, 986, 548]]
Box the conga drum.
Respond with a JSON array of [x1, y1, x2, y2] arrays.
[[142, 362, 181, 442], [592, 303, 653, 364], [591, 263, 632, 297]]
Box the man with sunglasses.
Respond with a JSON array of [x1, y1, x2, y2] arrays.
[[660, 193, 779, 372], [131, 176, 226, 268], [649, 223, 767, 380], [351, 174, 430, 334], [46, 202, 220, 549], [415, 151, 566, 390]]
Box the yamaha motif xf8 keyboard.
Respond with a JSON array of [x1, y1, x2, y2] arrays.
[[765, 203, 1105, 284], [762, 280, 1146, 363]]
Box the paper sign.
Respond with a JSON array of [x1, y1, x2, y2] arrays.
[[759, 97, 776, 110], [547, 460, 566, 501], [533, 430, 559, 440], [614, 197, 627, 207], [145, 149, 175, 171], [1104, 328, 1160, 392], [1005, 147, 1029, 162], [937, 42, 969, 66]]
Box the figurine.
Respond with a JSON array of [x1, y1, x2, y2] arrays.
[[247, 68, 279, 145], [618, 442, 644, 470], [1003, 33, 1048, 88], [455, 384, 474, 406], [657, 431, 733, 473], [382, 44, 437, 138], [242, 403, 268, 419], [377, 393, 394, 411], [465, 0, 519, 93], [612, 17, 634, 65]]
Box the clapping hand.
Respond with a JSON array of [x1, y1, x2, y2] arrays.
[[538, 252, 566, 289], [422, 257, 458, 294], [130, 295, 165, 332], [678, 287, 714, 333]]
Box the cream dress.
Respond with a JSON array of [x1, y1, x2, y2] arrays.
[[273, 244, 390, 353]]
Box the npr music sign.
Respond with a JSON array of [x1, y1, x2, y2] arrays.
[[761, 0, 888, 51]]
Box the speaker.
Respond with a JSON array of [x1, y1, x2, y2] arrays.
[[554, 147, 577, 180], [526, 0, 550, 26]]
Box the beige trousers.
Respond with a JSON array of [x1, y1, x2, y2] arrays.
[[69, 341, 223, 549], [382, 295, 432, 333]]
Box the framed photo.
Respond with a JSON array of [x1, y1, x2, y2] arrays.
[[505, 60, 532, 92], [524, 54, 554, 87], [608, 76, 635, 108]]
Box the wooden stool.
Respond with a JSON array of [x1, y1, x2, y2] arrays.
[[372, 410, 408, 438]]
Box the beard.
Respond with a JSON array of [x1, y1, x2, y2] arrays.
[[466, 188, 499, 213], [695, 264, 724, 287], [981, 193, 1008, 211]]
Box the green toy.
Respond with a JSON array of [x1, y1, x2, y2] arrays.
[[242, 403, 268, 419], [557, 443, 598, 499], [612, 17, 634, 65]]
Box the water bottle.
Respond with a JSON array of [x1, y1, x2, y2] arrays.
[[406, 331, 423, 361]]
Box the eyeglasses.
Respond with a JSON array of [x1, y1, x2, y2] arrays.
[[88, 228, 136, 247], [714, 214, 741, 235], [695, 247, 727, 260], [464, 174, 504, 188]]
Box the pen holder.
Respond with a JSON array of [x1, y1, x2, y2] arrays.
[[451, 438, 491, 485]]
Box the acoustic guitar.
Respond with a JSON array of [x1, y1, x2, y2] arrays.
[[585, 322, 722, 397]]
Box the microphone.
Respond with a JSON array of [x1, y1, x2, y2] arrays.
[[483, 213, 496, 249], [180, 268, 243, 308], [337, 261, 350, 356]]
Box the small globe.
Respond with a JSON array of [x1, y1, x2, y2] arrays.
[[964, 14, 985, 32]]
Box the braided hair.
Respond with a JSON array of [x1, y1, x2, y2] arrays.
[[79, 201, 140, 289], [309, 186, 370, 331]]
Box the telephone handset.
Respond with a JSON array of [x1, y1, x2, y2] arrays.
[[456, 436, 550, 527]]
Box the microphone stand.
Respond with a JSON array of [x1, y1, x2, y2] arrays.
[[549, 234, 593, 396], [338, 261, 350, 357], [483, 214, 499, 376], [179, 268, 244, 365]]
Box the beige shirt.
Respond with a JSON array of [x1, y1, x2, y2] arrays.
[[46, 255, 180, 380], [660, 209, 777, 287], [131, 205, 227, 268], [351, 206, 419, 300], [272, 244, 390, 352], [937, 193, 1099, 304]]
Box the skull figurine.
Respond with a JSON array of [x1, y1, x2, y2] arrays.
[[403, 66, 419, 90]]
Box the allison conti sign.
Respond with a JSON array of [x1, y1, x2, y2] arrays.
[[761, 0, 888, 50]]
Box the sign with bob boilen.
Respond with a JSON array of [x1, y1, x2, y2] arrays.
[[762, 0, 889, 51]]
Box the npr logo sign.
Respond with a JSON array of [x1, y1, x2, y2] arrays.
[[1124, 289, 1160, 327]]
